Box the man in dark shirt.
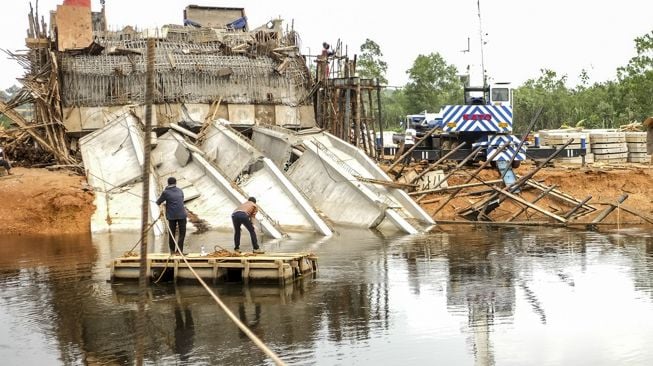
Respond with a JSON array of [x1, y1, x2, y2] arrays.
[[156, 177, 188, 254], [232, 197, 263, 254], [0, 146, 12, 175]]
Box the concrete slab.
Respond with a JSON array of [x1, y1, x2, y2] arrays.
[[80, 113, 163, 235], [199, 121, 333, 236], [252, 126, 434, 234], [153, 131, 284, 239]]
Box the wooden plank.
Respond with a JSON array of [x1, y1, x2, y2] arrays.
[[355, 176, 418, 189], [589, 194, 629, 229], [490, 186, 567, 223], [410, 179, 503, 195]]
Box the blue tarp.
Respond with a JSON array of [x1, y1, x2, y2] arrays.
[[227, 16, 248, 30], [184, 19, 202, 28]]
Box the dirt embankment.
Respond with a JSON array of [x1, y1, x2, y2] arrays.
[[0, 168, 95, 235], [1, 165, 651, 235]]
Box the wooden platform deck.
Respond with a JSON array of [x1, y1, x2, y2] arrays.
[[109, 252, 318, 285]]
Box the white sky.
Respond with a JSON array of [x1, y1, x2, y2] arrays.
[[0, 0, 651, 89]]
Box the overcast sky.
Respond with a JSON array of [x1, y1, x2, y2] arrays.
[[1, 0, 651, 89]]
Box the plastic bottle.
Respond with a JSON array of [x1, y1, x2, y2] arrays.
[[200, 245, 206, 256]]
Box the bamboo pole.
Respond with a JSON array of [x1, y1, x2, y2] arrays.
[[588, 194, 629, 229], [432, 142, 510, 215], [506, 185, 557, 221], [490, 186, 567, 223], [375, 82, 384, 157], [460, 138, 575, 219], [410, 179, 502, 196], [563, 195, 593, 220]]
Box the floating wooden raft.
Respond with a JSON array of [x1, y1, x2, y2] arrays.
[[109, 252, 318, 285]]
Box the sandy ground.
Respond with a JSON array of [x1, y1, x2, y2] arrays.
[[0, 167, 95, 235], [415, 162, 653, 225], [1, 163, 651, 235]]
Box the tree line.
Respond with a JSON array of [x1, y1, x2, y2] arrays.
[[357, 31, 653, 132]]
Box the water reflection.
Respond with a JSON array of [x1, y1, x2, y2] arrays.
[[1, 227, 653, 365]]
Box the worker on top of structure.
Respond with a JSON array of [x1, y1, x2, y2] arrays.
[[318, 42, 335, 80], [232, 197, 264, 254], [0, 145, 12, 175], [321, 42, 335, 57], [156, 176, 188, 255]]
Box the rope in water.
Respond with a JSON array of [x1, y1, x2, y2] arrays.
[[160, 219, 287, 366]]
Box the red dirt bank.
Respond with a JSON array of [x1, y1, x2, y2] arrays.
[[0, 168, 95, 235]]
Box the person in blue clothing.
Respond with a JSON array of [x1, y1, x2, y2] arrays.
[[156, 177, 188, 254]]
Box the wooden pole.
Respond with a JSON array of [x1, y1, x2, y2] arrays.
[[490, 186, 568, 223], [563, 195, 593, 220], [506, 185, 557, 221], [431, 142, 510, 215], [344, 86, 352, 144], [524, 180, 595, 212], [501, 106, 543, 179], [136, 37, 156, 366], [410, 179, 502, 196], [459, 138, 575, 219], [588, 194, 629, 229], [375, 80, 384, 158], [354, 78, 361, 148], [592, 204, 653, 224]]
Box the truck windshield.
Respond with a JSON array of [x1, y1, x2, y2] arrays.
[[491, 88, 509, 102]]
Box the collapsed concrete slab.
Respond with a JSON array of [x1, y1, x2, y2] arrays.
[[79, 112, 163, 234], [251, 126, 435, 234], [197, 120, 333, 236], [152, 131, 284, 239]]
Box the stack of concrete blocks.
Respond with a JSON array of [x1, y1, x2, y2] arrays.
[[625, 132, 650, 163], [538, 129, 593, 164], [587, 130, 628, 163]]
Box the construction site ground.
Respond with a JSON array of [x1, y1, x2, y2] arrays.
[[0, 167, 95, 235], [413, 161, 653, 225], [1, 164, 651, 235]]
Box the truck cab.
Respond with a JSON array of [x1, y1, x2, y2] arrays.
[[489, 82, 512, 106], [463, 82, 513, 107]]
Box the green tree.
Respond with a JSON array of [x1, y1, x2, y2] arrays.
[[381, 88, 407, 131], [616, 30, 653, 121], [403, 53, 462, 113], [513, 69, 573, 130], [358, 39, 388, 85]]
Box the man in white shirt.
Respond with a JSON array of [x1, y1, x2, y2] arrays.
[[403, 128, 417, 165]]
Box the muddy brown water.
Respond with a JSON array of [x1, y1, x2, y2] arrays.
[[2, 227, 653, 365]]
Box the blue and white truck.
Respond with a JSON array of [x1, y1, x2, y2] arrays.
[[397, 82, 526, 169]]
